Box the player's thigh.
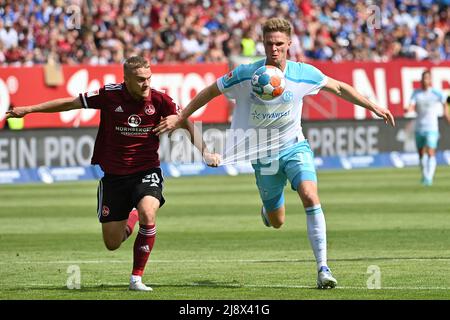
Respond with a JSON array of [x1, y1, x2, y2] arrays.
[[252, 163, 287, 212], [282, 142, 319, 207], [424, 132, 439, 153], [97, 176, 134, 223], [282, 141, 317, 189], [415, 132, 427, 151], [136, 196, 160, 225], [296, 181, 320, 208], [132, 168, 166, 225]]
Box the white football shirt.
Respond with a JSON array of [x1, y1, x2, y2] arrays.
[[217, 59, 327, 163]]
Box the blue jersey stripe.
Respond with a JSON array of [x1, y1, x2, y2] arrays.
[[285, 76, 321, 84], [222, 76, 252, 89]]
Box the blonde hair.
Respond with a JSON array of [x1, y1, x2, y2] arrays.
[[262, 18, 292, 37], [124, 56, 150, 75]]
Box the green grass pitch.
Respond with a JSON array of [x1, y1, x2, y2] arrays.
[[1, 167, 450, 300]]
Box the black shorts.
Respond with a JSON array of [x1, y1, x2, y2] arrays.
[[96, 168, 165, 223]]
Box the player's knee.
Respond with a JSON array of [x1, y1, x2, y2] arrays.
[[104, 239, 121, 251], [300, 192, 318, 208], [272, 219, 284, 229], [139, 211, 156, 225], [268, 208, 285, 229], [297, 182, 319, 207], [136, 197, 159, 225], [298, 187, 319, 207]]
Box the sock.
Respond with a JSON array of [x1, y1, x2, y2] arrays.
[[305, 205, 327, 271], [130, 274, 142, 283], [124, 209, 139, 241], [420, 154, 428, 180], [132, 224, 156, 277], [427, 156, 436, 181]]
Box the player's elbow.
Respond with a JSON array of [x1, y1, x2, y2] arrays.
[[323, 79, 343, 96]]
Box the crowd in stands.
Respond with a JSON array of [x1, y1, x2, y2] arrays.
[[0, 0, 449, 66]]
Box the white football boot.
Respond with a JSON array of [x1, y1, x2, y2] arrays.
[[317, 266, 337, 289], [129, 276, 153, 292]]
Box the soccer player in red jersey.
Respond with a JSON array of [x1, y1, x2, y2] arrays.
[[6, 56, 221, 291]]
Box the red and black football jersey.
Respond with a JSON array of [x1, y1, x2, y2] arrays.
[[79, 83, 178, 175]]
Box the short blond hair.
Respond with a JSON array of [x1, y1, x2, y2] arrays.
[[124, 56, 150, 75], [262, 18, 292, 37]]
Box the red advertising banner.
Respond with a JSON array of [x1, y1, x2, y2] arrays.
[[305, 60, 450, 120], [0, 63, 230, 129], [0, 60, 449, 129]]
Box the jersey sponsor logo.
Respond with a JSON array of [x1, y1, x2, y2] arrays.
[[102, 205, 110, 217], [249, 101, 293, 127], [115, 125, 153, 136], [251, 110, 291, 120], [251, 110, 261, 120], [128, 114, 141, 127], [115, 106, 124, 112], [145, 104, 155, 115]]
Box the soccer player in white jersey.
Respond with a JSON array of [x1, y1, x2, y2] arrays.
[[405, 70, 450, 186], [155, 18, 395, 289]]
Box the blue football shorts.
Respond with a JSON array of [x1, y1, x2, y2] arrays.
[[415, 131, 439, 149], [252, 140, 317, 212]]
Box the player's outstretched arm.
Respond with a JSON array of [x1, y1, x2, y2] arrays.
[[154, 83, 222, 135], [5, 97, 83, 119], [180, 119, 221, 167], [322, 77, 395, 127]]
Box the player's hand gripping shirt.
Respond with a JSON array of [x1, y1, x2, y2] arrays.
[[79, 83, 178, 175], [217, 59, 327, 164]]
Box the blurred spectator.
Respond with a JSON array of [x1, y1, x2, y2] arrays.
[[241, 28, 256, 57], [0, 0, 449, 66], [0, 20, 18, 49]]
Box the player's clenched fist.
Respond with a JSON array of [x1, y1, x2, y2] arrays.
[[203, 152, 222, 167]]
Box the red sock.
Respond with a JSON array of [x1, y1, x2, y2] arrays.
[[132, 224, 156, 276], [125, 209, 139, 240]]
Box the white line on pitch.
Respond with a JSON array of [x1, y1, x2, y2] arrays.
[[4, 282, 450, 291], [1, 257, 450, 265]]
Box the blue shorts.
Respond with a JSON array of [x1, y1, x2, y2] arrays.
[[252, 140, 317, 212], [415, 131, 439, 149]]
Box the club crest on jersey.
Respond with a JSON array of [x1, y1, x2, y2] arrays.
[[128, 114, 141, 127], [282, 91, 293, 102], [145, 104, 155, 115], [102, 205, 110, 217]]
